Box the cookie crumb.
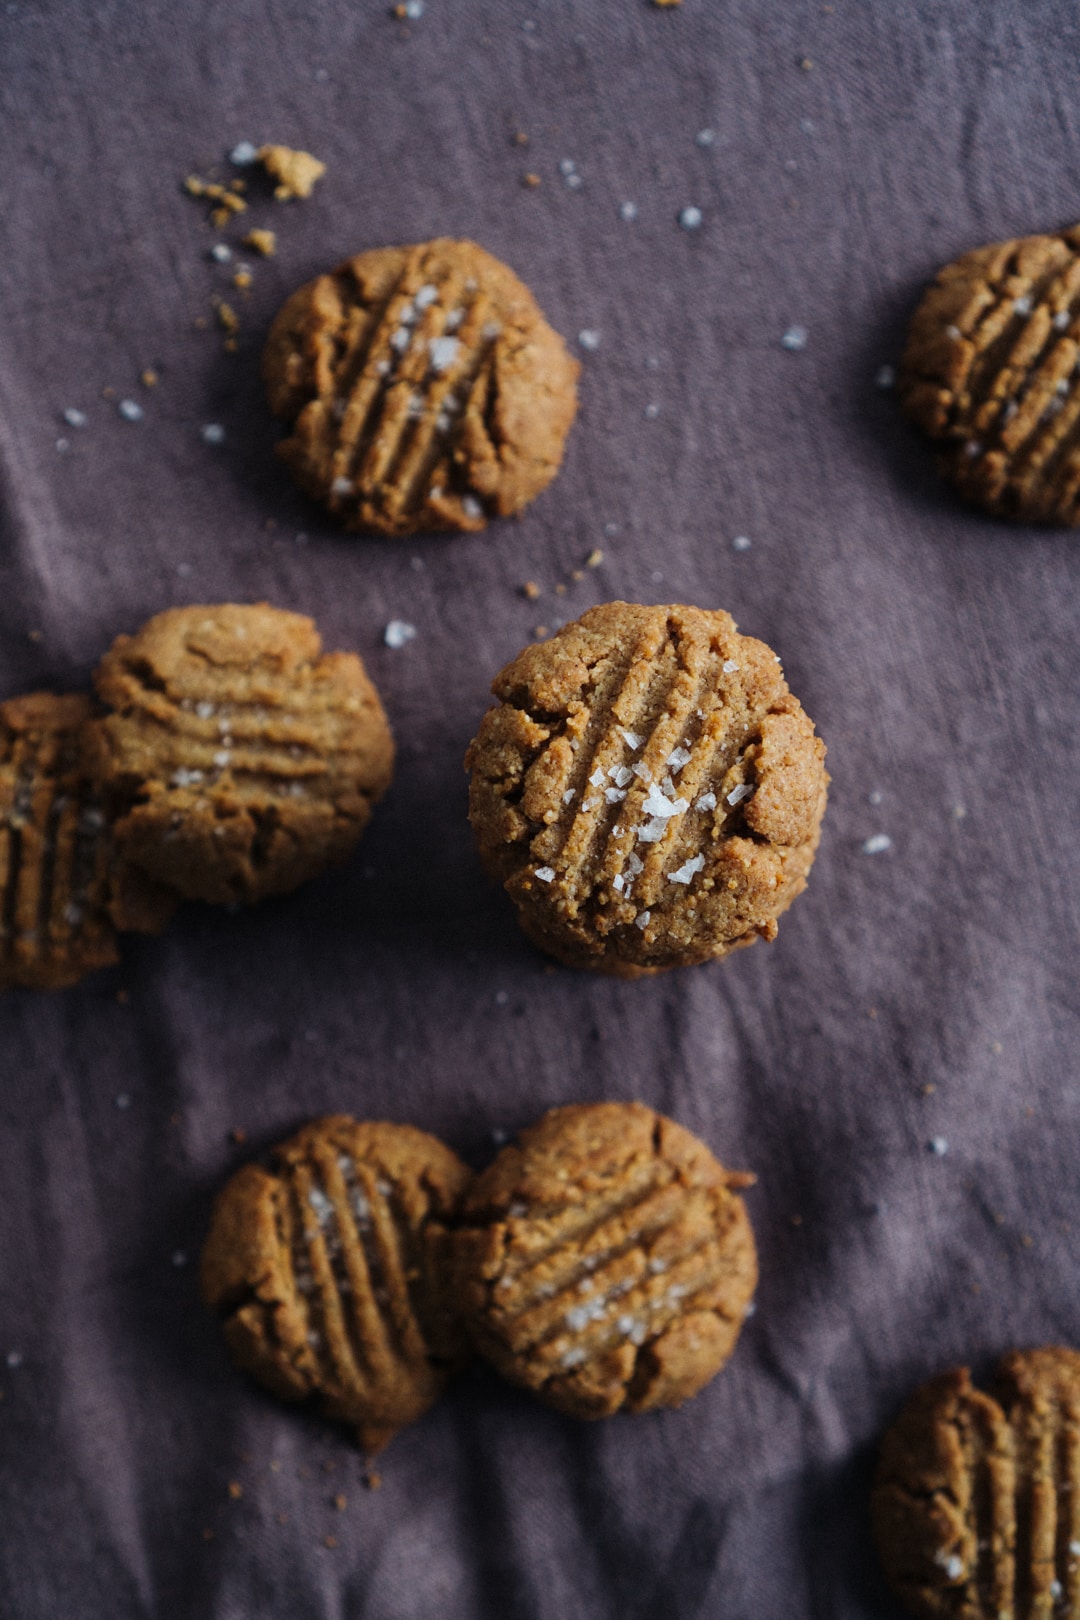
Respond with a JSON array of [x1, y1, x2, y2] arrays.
[[269, 1458, 282, 1473], [258, 144, 326, 201], [534, 625, 548, 639], [230, 1127, 247, 1145], [521, 581, 541, 600], [333, 1493, 347, 1511], [140, 368, 159, 388], [183, 175, 247, 218], [653, 0, 682, 7], [363, 1470, 382, 1490], [921, 1083, 937, 1096], [233, 268, 253, 292], [322, 1534, 338, 1550], [522, 172, 541, 188], [514, 130, 529, 146], [554, 583, 567, 597], [276, 1511, 288, 1525], [227, 1481, 243, 1500], [799, 56, 813, 69], [585, 548, 603, 568], [215, 302, 239, 336], [27, 628, 43, 643], [243, 228, 277, 257]]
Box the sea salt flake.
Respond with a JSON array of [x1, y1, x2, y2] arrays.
[[726, 782, 754, 806], [331, 475, 353, 495], [63, 407, 87, 428], [375, 358, 391, 375], [617, 1314, 636, 1334], [562, 789, 575, 803], [565, 1305, 589, 1332], [462, 495, 483, 518], [210, 242, 232, 263], [1013, 295, 1033, 315], [562, 1346, 587, 1368], [732, 534, 752, 551], [644, 402, 661, 420], [642, 784, 687, 819], [929, 1137, 949, 1156], [632, 761, 652, 783], [414, 283, 438, 309], [578, 330, 601, 352], [118, 399, 143, 421], [612, 825, 624, 837], [679, 206, 703, 230], [666, 747, 692, 771], [444, 307, 465, 332], [627, 853, 644, 876], [629, 1322, 648, 1346], [722, 659, 740, 673], [605, 787, 626, 803], [637, 817, 667, 843], [862, 833, 892, 854], [201, 423, 226, 445], [620, 729, 644, 750], [558, 158, 576, 175], [565, 172, 583, 190], [619, 201, 638, 221], [589, 768, 605, 787], [668, 853, 705, 885], [945, 324, 962, 340], [781, 326, 807, 351], [534, 866, 555, 883], [1054, 311, 1071, 331], [230, 140, 258, 165], [609, 764, 633, 787], [876, 364, 896, 390], [582, 798, 597, 811], [612, 873, 625, 892], [648, 1257, 666, 1273], [428, 335, 461, 373], [635, 910, 651, 930], [398, 303, 417, 326], [213, 750, 231, 768], [384, 620, 417, 649], [695, 128, 716, 147], [695, 792, 717, 811], [5, 1351, 23, 1369], [308, 1188, 333, 1221], [389, 327, 411, 353]]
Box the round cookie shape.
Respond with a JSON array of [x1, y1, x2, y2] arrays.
[[263, 237, 580, 536], [872, 1346, 1080, 1618], [0, 691, 174, 991], [84, 603, 394, 905], [465, 601, 828, 977], [451, 1102, 757, 1420], [200, 1116, 474, 1453], [899, 223, 1080, 522]]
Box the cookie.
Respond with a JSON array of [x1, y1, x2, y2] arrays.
[[0, 692, 174, 991], [83, 603, 394, 905], [465, 601, 828, 977], [263, 237, 579, 536], [450, 1102, 757, 1420], [200, 1116, 473, 1453], [872, 1346, 1080, 1618], [899, 224, 1080, 522]]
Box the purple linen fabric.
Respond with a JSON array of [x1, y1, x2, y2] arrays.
[[0, 2, 1078, 1615]]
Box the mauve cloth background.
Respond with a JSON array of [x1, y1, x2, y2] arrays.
[[1, 1, 1078, 1615]]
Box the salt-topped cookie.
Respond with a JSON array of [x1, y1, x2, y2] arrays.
[[200, 1116, 473, 1453], [0, 691, 174, 990], [899, 223, 1080, 522], [263, 237, 579, 536], [466, 601, 828, 976], [873, 1347, 1080, 1618], [451, 1102, 757, 1420], [84, 603, 394, 905]]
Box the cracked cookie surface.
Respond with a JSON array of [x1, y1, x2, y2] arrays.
[[200, 1116, 473, 1453], [450, 1102, 757, 1420], [263, 237, 579, 536], [872, 1346, 1080, 1618], [0, 691, 174, 990], [899, 223, 1080, 522], [465, 601, 828, 977], [83, 603, 394, 905]]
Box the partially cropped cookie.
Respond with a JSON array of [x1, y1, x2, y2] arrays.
[[899, 223, 1080, 522], [451, 1102, 757, 1420], [466, 602, 828, 976], [84, 603, 394, 905], [263, 237, 579, 536], [0, 692, 174, 990], [872, 1347, 1080, 1618], [200, 1116, 473, 1453]]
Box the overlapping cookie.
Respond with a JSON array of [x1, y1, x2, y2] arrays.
[[200, 1116, 473, 1452], [84, 603, 394, 904], [0, 692, 174, 990], [466, 602, 828, 976], [899, 222, 1080, 522], [450, 1102, 757, 1419], [872, 1346, 1080, 1618], [263, 237, 579, 536]]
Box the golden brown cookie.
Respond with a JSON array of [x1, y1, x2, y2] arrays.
[[899, 224, 1080, 522], [465, 602, 828, 977], [200, 1116, 473, 1453], [451, 1102, 757, 1420], [83, 603, 394, 905], [263, 237, 579, 536], [0, 692, 174, 991], [872, 1347, 1080, 1618]]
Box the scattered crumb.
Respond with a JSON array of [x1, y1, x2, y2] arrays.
[[333, 1493, 347, 1512], [215, 302, 239, 336], [522, 172, 541, 188], [258, 144, 326, 201], [193, 316, 208, 330], [230, 1127, 247, 1145], [1019, 1234, 1033, 1249], [521, 581, 541, 600], [921, 1083, 936, 1096], [363, 1470, 382, 1491], [140, 369, 159, 388], [868, 1007, 877, 1019], [243, 228, 277, 257], [993, 1211, 1006, 1226], [322, 1460, 336, 1474], [269, 1459, 282, 1473], [183, 175, 247, 218], [227, 1481, 243, 1500], [27, 628, 43, 643], [232, 269, 253, 292], [585, 548, 603, 568], [799, 56, 813, 69], [276, 1512, 289, 1526], [555, 583, 566, 596], [514, 131, 529, 145], [534, 625, 548, 639], [322, 1534, 338, 1550], [571, 569, 584, 581], [991, 1040, 1003, 1055], [653, 0, 682, 7]]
